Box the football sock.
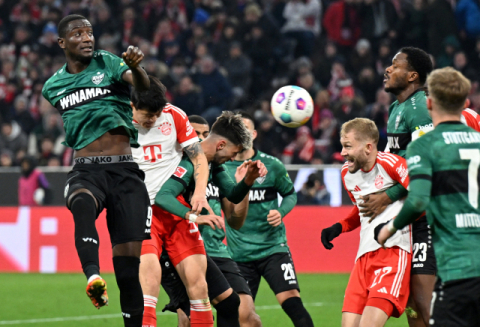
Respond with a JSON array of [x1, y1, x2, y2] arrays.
[[214, 291, 240, 327], [281, 297, 314, 327], [113, 256, 144, 327], [142, 295, 158, 327], [190, 298, 214, 327], [70, 193, 100, 280]]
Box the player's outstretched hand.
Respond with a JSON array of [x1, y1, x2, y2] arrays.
[[122, 45, 144, 69], [244, 160, 268, 185], [321, 222, 342, 250], [376, 220, 397, 247], [235, 161, 250, 182], [196, 214, 224, 230], [190, 193, 214, 215], [267, 210, 282, 227], [359, 192, 392, 222]]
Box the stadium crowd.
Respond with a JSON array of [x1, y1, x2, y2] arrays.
[[0, 0, 479, 167]]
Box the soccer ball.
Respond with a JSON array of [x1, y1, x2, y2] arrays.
[[271, 85, 314, 128]]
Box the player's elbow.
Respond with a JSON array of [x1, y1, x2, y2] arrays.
[[226, 216, 244, 230], [410, 195, 429, 211]]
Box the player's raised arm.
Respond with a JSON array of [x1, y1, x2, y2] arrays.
[[268, 160, 297, 227], [121, 45, 150, 91], [184, 141, 213, 214]]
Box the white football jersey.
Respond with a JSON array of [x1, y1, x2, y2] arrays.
[[342, 152, 412, 260], [132, 104, 199, 204]]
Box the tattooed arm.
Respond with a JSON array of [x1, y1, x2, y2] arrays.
[[184, 142, 213, 214]]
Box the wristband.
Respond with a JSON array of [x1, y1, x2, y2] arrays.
[[387, 220, 397, 233], [188, 213, 198, 223]]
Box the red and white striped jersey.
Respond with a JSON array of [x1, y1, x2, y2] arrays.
[[132, 104, 199, 204], [461, 108, 480, 132], [341, 151, 411, 260]]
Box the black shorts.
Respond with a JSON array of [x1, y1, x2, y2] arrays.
[[236, 252, 300, 300], [430, 277, 480, 327], [212, 257, 252, 297], [160, 253, 232, 314], [411, 216, 437, 275], [64, 162, 151, 247]]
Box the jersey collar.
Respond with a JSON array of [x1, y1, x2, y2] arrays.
[[437, 121, 463, 125]]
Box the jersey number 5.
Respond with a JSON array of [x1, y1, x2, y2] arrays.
[[459, 149, 480, 209]]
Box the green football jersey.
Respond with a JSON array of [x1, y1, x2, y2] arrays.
[[406, 122, 480, 282], [224, 150, 296, 262], [387, 90, 433, 157], [198, 182, 231, 259], [42, 50, 138, 150]]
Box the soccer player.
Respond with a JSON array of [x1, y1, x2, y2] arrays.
[[321, 118, 412, 327], [377, 67, 480, 327], [461, 107, 480, 132], [41, 14, 150, 326], [128, 76, 212, 327], [358, 47, 435, 327], [224, 111, 314, 327], [153, 111, 267, 327]]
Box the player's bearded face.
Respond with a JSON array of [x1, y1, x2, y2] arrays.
[[341, 132, 368, 173], [384, 53, 410, 94], [63, 20, 95, 63]]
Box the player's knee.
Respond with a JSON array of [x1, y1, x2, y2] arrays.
[[69, 189, 98, 211], [113, 256, 141, 289], [186, 278, 208, 299], [214, 290, 240, 315]]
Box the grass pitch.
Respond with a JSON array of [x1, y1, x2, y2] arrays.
[[0, 273, 407, 326]]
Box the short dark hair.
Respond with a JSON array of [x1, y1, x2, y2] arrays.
[[211, 111, 252, 149], [399, 47, 433, 85], [58, 14, 87, 38], [188, 115, 208, 125], [130, 75, 168, 113], [233, 110, 255, 128]]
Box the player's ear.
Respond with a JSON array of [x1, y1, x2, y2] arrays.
[[216, 140, 226, 151], [464, 98, 471, 109], [408, 71, 419, 83], [58, 37, 65, 49], [426, 97, 433, 111], [252, 129, 258, 140], [130, 102, 136, 111]]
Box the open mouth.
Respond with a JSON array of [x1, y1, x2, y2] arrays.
[[346, 157, 355, 168], [383, 74, 389, 83], [81, 46, 93, 52]]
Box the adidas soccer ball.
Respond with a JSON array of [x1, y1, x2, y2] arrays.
[[271, 85, 314, 128]]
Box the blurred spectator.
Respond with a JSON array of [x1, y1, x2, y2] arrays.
[[400, 0, 428, 49], [13, 95, 35, 134], [192, 56, 233, 124], [0, 149, 13, 167], [18, 156, 50, 206], [281, 0, 321, 57], [332, 85, 365, 125], [323, 0, 361, 50], [360, 0, 399, 47], [425, 0, 458, 56], [456, 0, 480, 50], [239, 3, 280, 43], [297, 173, 331, 205], [121, 6, 147, 48], [356, 67, 381, 104], [213, 22, 239, 65], [436, 35, 460, 68], [37, 135, 56, 167], [297, 72, 321, 100], [283, 125, 317, 164], [453, 51, 479, 83], [223, 42, 252, 105], [375, 39, 393, 76], [172, 75, 203, 116], [366, 88, 391, 150], [349, 39, 374, 76], [314, 41, 343, 87], [312, 107, 338, 162], [0, 121, 28, 160]]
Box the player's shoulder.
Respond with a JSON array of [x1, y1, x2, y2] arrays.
[[44, 64, 67, 86], [163, 103, 187, 120], [256, 150, 283, 165], [94, 49, 120, 61]]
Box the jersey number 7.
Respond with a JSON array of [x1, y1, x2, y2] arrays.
[[459, 149, 480, 209]]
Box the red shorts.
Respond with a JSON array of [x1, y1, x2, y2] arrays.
[[141, 205, 205, 266], [342, 246, 411, 318]]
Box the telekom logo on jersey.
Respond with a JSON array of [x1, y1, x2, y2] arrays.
[[143, 145, 162, 163]]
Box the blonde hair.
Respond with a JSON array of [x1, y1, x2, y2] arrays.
[[427, 67, 471, 113], [340, 118, 379, 145]]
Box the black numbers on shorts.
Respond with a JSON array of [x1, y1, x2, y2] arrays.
[[146, 207, 152, 228], [281, 263, 296, 281], [413, 242, 427, 262]]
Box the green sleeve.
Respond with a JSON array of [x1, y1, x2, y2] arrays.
[[212, 164, 250, 204], [154, 159, 194, 219], [385, 183, 408, 202], [102, 51, 129, 83], [278, 192, 297, 217], [393, 140, 432, 229], [405, 97, 432, 133]]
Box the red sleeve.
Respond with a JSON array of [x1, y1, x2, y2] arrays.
[[166, 104, 199, 147], [339, 206, 361, 233], [377, 152, 409, 189], [462, 109, 480, 132]]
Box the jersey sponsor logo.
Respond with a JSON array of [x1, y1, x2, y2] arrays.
[[58, 87, 112, 110], [206, 183, 219, 199], [396, 164, 408, 183], [159, 122, 172, 136], [143, 145, 162, 163], [416, 123, 434, 130], [375, 175, 384, 189], [92, 72, 105, 85], [387, 133, 411, 151], [413, 263, 424, 268], [388, 136, 400, 149], [249, 189, 266, 201], [442, 131, 480, 144], [174, 166, 187, 178], [407, 155, 421, 165]]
